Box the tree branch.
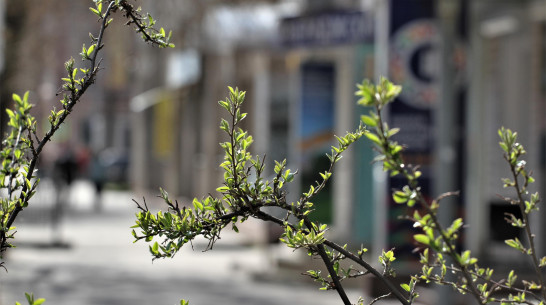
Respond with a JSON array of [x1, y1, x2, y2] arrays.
[[255, 210, 411, 305]]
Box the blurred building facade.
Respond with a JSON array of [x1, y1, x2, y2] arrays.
[[129, 0, 546, 266], [1, 0, 545, 267], [1, 1, 138, 185], [465, 0, 546, 265]]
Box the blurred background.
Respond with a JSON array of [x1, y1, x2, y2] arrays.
[[0, 0, 545, 304]]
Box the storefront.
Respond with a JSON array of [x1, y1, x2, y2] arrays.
[[280, 8, 375, 240]]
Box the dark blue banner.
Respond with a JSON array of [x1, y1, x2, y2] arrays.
[[280, 11, 374, 48], [388, 0, 437, 259]]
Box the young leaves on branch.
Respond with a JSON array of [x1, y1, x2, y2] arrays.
[[133, 84, 412, 305], [0, 0, 174, 267], [133, 77, 546, 305], [357, 77, 546, 305], [498, 127, 546, 300], [15, 292, 45, 305]]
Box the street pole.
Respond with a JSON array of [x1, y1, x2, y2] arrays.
[[436, 1, 463, 304], [371, 0, 390, 266]]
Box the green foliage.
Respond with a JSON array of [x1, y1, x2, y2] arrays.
[[0, 0, 174, 277], [358, 78, 546, 304], [89, 0, 175, 47], [2, 3, 541, 302], [133, 86, 367, 262], [0, 91, 40, 267], [15, 293, 45, 305], [134, 77, 546, 305], [133, 81, 413, 305], [0, 1, 166, 304], [497, 127, 546, 299], [378, 249, 397, 277]]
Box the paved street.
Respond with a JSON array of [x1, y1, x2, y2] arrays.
[[0, 180, 364, 305]]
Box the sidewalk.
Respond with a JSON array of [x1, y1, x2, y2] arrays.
[[0, 180, 365, 305]]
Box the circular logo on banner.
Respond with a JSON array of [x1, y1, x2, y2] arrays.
[[390, 20, 440, 109]]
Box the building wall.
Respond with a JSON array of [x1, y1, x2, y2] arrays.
[[127, 0, 546, 264], [1, 1, 138, 184], [465, 0, 546, 261]]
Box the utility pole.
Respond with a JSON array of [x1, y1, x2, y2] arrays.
[[436, 1, 463, 304], [371, 0, 390, 266], [436, 0, 461, 232]]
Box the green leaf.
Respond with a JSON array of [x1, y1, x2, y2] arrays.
[[386, 128, 400, 138], [386, 84, 402, 101], [505, 239, 517, 249], [216, 186, 229, 193], [90, 7, 101, 17], [383, 250, 395, 262], [364, 132, 381, 145], [81, 45, 88, 58], [5, 108, 14, 118], [151, 242, 159, 255], [25, 293, 32, 304], [284, 172, 295, 183], [33, 299, 46, 305], [392, 191, 407, 204], [507, 270, 517, 287], [218, 100, 230, 112], [401, 283, 410, 292], [447, 218, 463, 235], [355, 80, 375, 106], [523, 280, 541, 290], [192, 198, 203, 211], [333, 261, 340, 274], [539, 256, 546, 267], [460, 250, 471, 264], [319, 171, 331, 181], [505, 238, 525, 253], [12, 93, 22, 104], [87, 44, 96, 57], [360, 115, 377, 127], [414, 234, 430, 245]]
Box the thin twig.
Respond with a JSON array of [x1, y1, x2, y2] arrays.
[[507, 157, 546, 300], [374, 103, 485, 304], [254, 210, 411, 305], [369, 293, 392, 305]]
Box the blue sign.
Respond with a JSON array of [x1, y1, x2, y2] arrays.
[[280, 11, 374, 48], [387, 0, 437, 261], [299, 62, 335, 223]]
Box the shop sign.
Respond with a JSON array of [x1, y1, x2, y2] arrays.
[[280, 11, 374, 48]]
